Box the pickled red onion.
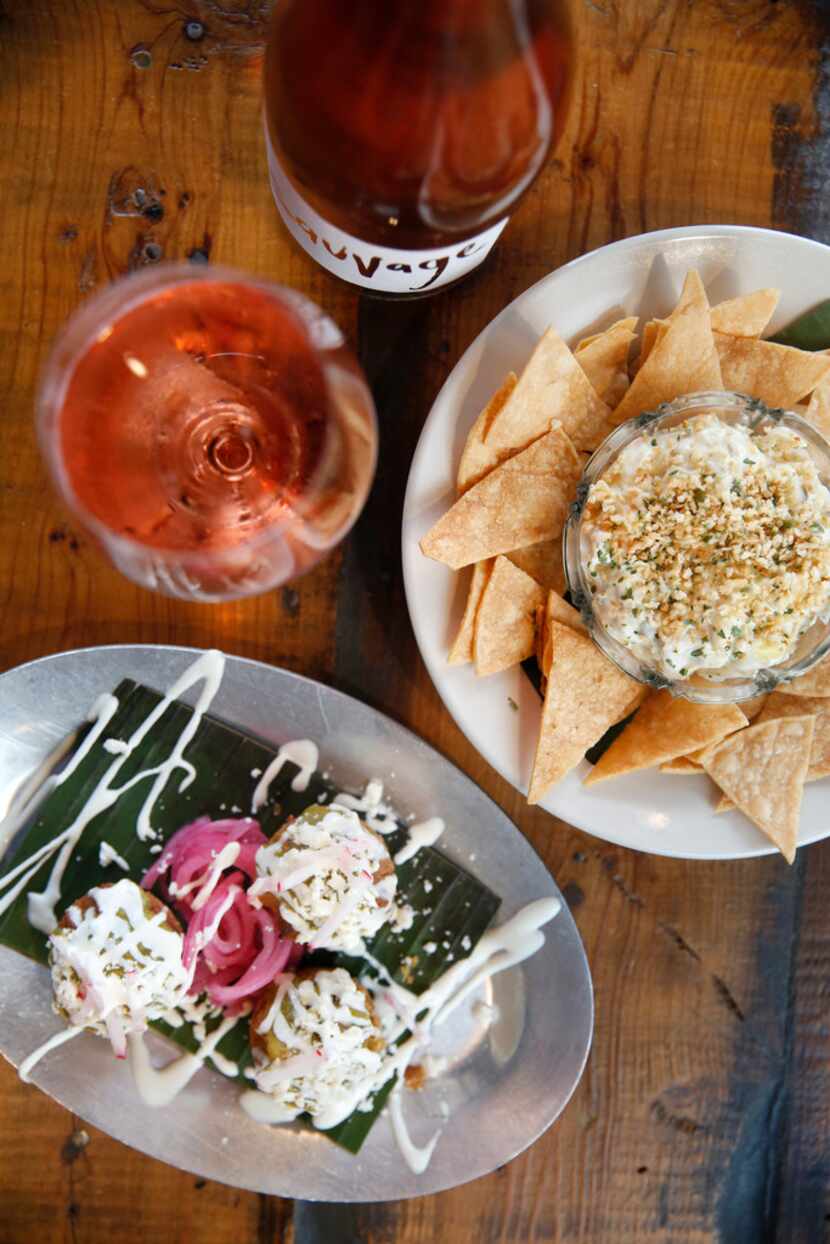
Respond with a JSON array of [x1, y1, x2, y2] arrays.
[[142, 817, 265, 920], [142, 817, 301, 1013]]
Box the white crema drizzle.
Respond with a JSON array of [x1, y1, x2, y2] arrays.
[[250, 805, 397, 952], [333, 778, 398, 835], [128, 1012, 240, 1108], [333, 780, 445, 867], [394, 818, 444, 867], [328, 782, 426, 930], [98, 841, 130, 872], [0, 650, 226, 935], [0, 694, 119, 903], [20, 878, 190, 1080], [169, 840, 241, 910], [143, 986, 249, 1083], [251, 740, 318, 813], [242, 896, 562, 1173], [242, 967, 386, 1128], [121, 953, 248, 1086]]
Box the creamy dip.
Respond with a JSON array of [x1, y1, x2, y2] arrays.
[[581, 413, 830, 680]]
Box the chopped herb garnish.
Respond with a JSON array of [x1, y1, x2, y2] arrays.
[[580, 412, 830, 684]]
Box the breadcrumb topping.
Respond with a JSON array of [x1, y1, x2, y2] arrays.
[[582, 415, 830, 679]]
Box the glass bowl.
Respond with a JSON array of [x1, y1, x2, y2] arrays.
[[563, 391, 830, 704]]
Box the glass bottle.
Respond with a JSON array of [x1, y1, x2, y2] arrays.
[[263, 0, 572, 296]]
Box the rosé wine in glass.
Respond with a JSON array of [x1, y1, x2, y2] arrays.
[[37, 264, 377, 601]]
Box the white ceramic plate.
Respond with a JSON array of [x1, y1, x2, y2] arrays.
[[402, 225, 830, 860], [0, 645, 592, 1201]]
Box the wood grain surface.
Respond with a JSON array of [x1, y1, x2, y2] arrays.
[[1, 1, 830, 1241]]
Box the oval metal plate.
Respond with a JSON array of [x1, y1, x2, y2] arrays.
[[0, 645, 593, 1202]]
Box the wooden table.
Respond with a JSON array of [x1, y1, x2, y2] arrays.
[[2, 2, 830, 1240]]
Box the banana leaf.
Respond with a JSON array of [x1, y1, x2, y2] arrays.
[[768, 299, 830, 351]]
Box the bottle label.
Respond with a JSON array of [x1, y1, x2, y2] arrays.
[[266, 141, 508, 294]]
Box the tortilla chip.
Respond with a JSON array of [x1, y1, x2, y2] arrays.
[[700, 715, 815, 863], [710, 289, 780, 337], [738, 693, 769, 722], [574, 317, 638, 407], [616, 685, 649, 723], [457, 374, 518, 494], [534, 604, 547, 671], [640, 290, 778, 381], [677, 694, 768, 774], [663, 703, 764, 771], [712, 688, 830, 810], [537, 590, 586, 676], [546, 589, 585, 634], [507, 538, 567, 595], [528, 622, 640, 802], [777, 654, 830, 698], [804, 372, 830, 442], [584, 691, 747, 785], [483, 327, 612, 456], [473, 557, 545, 677], [660, 756, 704, 775], [715, 333, 830, 407], [611, 272, 722, 425], [420, 424, 582, 570], [633, 319, 667, 374], [448, 560, 493, 665], [754, 691, 830, 782]]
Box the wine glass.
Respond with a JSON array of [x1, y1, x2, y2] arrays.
[[37, 263, 377, 601]]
